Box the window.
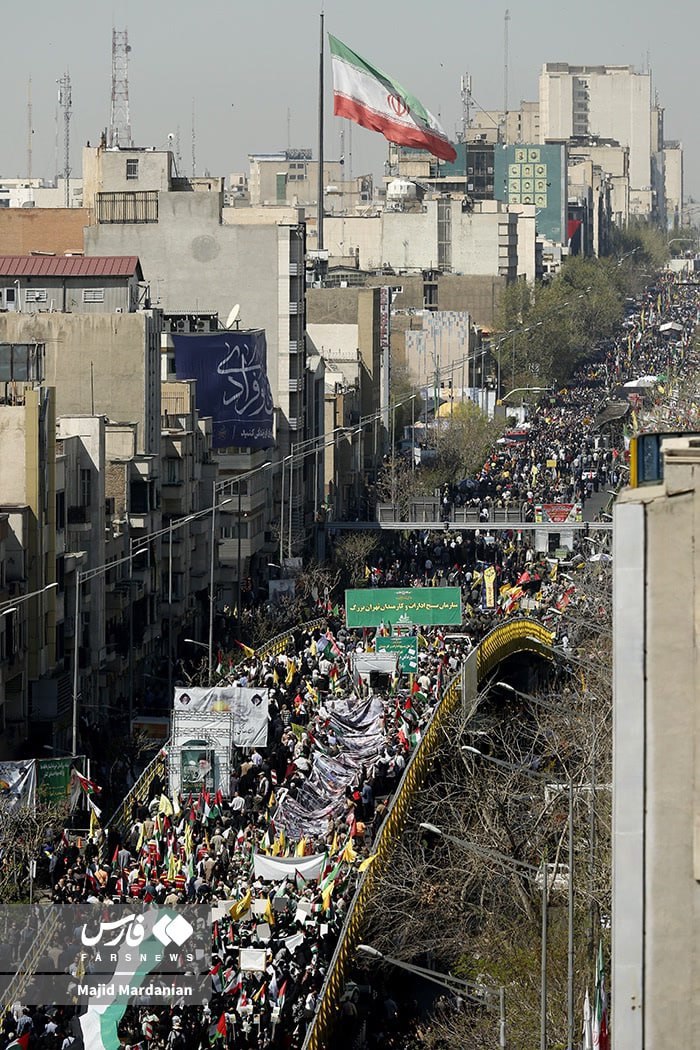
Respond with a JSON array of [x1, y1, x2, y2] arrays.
[[164, 458, 182, 485], [24, 288, 47, 303], [56, 491, 65, 530], [0, 342, 45, 382], [126, 158, 139, 180], [5, 288, 15, 305], [80, 468, 92, 508], [82, 288, 105, 303]]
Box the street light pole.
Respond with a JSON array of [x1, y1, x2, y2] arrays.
[[72, 569, 80, 757], [208, 482, 217, 686], [357, 943, 507, 1048], [420, 823, 548, 1050]]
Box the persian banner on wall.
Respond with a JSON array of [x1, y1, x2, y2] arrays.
[[345, 587, 462, 627], [173, 687, 269, 747], [173, 330, 274, 449]]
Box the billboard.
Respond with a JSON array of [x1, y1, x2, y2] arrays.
[[494, 143, 567, 245], [173, 686, 269, 748], [376, 635, 419, 673], [345, 587, 462, 628], [173, 330, 274, 449]]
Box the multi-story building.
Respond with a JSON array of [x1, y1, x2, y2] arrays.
[[0, 384, 59, 751], [323, 198, 520, 282], [663, 141, 684, 228], [247, 149, 372, 214], [613, 435, 700, 1049], [538, 64, 667, 223]]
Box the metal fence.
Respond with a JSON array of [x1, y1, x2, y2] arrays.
[[303, 617, 553, 1050]]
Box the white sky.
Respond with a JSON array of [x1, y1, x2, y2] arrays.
[[2, 0, 697, 205]]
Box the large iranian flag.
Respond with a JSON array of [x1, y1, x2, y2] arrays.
[[329, 34, 456, 163]]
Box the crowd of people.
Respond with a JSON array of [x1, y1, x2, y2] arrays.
[[3, 271, 700, 1050]]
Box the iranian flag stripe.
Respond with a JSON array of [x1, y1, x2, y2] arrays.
[[329, 34, 456, 163]]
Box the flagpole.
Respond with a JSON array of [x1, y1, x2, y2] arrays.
[[317, 6, 325, 252]]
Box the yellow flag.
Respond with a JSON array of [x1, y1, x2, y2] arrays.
[[296, 837, 307, 857], [239, 642, 256, 659], [172, 794, 181, 817], [158, 794, 173, 816], [286, 660, 296, 685], [330, 832, 339, 856], [136, 823, 145, 852], [89, 806, 100, 839], [322, 881, 334, 912], [358, 853, 378, 873], [230, 889, 252, 921], [184, 824, 193, 858], [310, 639, 317, 656], [341, 839, 357, 864], [273, 668, 280, 686], [264, 895, 275, 926]]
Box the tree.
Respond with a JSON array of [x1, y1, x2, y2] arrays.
[[333, 531, 380, 588], [0, 798, 71, 902]]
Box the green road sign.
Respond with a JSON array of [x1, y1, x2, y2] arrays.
[[345, 587, 462, 628], [376, 635, 419, 673]]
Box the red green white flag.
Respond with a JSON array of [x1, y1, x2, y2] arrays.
[[329, 34, 456, 163]]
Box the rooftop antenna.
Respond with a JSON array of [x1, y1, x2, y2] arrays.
[[503, 9, 510, 143], [109, 28, 132, 148], [175, 124, 182, 172], [460, 72, 472, 143], [191, 97, 196, 178], [27, 76, 33, 183], [57, 72, 72, 207]]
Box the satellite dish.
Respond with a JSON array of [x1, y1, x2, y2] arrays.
[[225, 304, 241, 329]]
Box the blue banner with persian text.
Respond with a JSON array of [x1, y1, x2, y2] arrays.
[[173, 330, 275, 449]]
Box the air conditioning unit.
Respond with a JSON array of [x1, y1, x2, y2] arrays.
[[115, 307, 123, 313]]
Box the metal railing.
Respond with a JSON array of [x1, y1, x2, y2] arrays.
[[3, 906, 59, 1011], [303, 617, 553, 1050]]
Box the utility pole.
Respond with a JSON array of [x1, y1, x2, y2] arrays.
[[191, 98, 196, 178], [109, 28, 132, 148], [461, 73, 471, 190], [57, 72, 72, 208], [317, 9, 325, 251], [27, 77, 33, 183], [503, 9, 510, 143]]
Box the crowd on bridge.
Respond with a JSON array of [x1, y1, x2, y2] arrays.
[[3, 271, 700, 1050]]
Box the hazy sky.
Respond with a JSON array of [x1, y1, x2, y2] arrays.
[[3, 0, 698, 206]]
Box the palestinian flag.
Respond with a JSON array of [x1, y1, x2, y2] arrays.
[[79, 909, 184, 1050], [209, 1011, 227, 1043], [4, 1035, 30, 1050]]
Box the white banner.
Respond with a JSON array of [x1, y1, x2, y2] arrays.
[[252, 852, 326, 883], [173, 686, 269, 747], [0, 760, 36, 809]]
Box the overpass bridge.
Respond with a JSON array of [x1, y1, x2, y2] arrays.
[[303, 616, 554, 1050]]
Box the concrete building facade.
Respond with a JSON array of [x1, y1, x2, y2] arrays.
[[613, 435, 700, 1049]]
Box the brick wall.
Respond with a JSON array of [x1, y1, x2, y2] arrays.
[[0, 208, 93, 255]]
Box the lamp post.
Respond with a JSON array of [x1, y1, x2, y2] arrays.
[[420, 821, 548, 1050], [357, 943, 506, 1048], [207, 489, 235, 686], [475, 692, 576, 1050]]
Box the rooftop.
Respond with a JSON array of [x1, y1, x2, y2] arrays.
[[0, 255, 142, 278]]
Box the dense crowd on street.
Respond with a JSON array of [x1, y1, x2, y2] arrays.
[[3, 271, 700, 1050]]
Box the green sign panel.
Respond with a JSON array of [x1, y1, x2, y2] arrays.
[[345, 587, 462, 628], [36, 757, 74, 805], [376, 636, 419, 673]]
